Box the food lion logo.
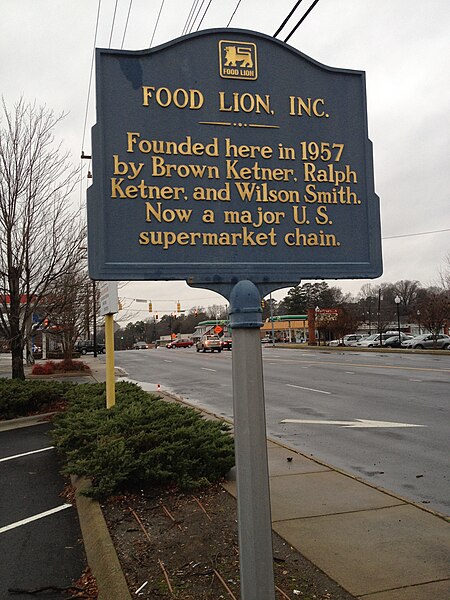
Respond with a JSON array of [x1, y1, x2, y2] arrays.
[[219, 40, 257, 80]]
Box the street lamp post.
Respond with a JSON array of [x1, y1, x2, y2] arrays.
[[417, 309, 421, 335], [395, 296, 401, 345]]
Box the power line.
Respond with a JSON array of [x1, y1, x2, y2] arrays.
[[108, 0, 119, 47], [120, 0, 133, 49], [196, 0, 214, 31], [183, 0, 200, 35], [383, 228, 450, 240], [284, 0, 320, 43], [81, 0, 102, 153], [150, 0, 165, 47], [273, 0, 304, 38], [188, 0, 206, 34], [227, 0, 242, 27]]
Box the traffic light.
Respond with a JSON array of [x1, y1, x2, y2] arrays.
[[148, 301, 153, 312], [118, 300, 123, 310], [194, 308, 198, 316], [177, 301, 181, 313], [261, 299, 266, 309], [155, 314, 159, 320]]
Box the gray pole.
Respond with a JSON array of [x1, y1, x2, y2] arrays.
[[229, 280, 275, 600]]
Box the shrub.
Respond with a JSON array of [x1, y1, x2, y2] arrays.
[[31, 359, 90, 375], [32, 362, 56, 375], [52, 381, 235, 499], [0, 378, 74, 419]]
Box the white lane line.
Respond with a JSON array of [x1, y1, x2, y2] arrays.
[[0, 504, 72, 534], [0, 446, 54, 463], [163, 360, 173, 363], [286, 384, 331, 395], [345, 371, 355, 374], [201, 368, 216, 372], [409, 378, 422, 382]]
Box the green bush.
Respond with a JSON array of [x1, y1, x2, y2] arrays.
[[0, 378, 74, 420], [52, 381, 235, 499]]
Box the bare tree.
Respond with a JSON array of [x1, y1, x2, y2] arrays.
[[0, 98, 85, 378], [416, 287, 450, 341]]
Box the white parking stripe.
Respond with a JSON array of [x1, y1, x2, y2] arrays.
[[0, 446, 54, 463], [286, 384, 331, 395], [201, 368, 216, 372], [0, 504, 72, 534]]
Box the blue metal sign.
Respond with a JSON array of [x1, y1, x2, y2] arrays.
[[87, 28, 382, 288]]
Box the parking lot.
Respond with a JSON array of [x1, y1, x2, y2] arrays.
[[0, 419, 86, 599]]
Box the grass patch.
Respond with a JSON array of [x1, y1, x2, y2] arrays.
[[52, 382, 235, 499]]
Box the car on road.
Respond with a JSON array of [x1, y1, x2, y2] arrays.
[[401, 333, 450, 350], [220, 336, 232, 350], [196, 335, 222, 352], [166, 339, 194, 349], [133, 341, 148, 350], [74, 340, 105, 354], [328, 334, 368, 347]]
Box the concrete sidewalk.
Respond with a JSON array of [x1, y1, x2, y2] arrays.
[[3, 354, 448, 599]]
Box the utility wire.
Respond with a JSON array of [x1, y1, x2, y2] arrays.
[[273, 0, 304, 37], [150, 0, 165, 47], [183, 0, 200, 35], [188, 0, 206, 34], [227, 0, 242, 27], [383, 228, 450, 240], [81, 0, 101, 152], [284, 0, 320, 43], [120, 0, 133, 49], [108, 0, 119, 47], [195, 0, 213, 31]]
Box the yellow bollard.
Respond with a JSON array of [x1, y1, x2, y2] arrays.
[[104, 314, 115, 408]]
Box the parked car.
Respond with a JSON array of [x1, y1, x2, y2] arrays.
[[356, 332, 400, 347], [383, 334, 413, 348], [166, 339, 194, 349], [401, 333, 450, 350], [261, 336, 274, 344], [74, 340, 105, 354], [196, 335, 222, 352], [328, 334, 367, 347], [221, 336, 232, 350], [133, 341, 148, 350]]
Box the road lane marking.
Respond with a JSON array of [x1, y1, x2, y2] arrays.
[[201, 368, 216, 372], [163, 360, 173, 363], [286, 384, 331, 395], [265, 358, 450, 373], [0, 504, 72, 534], [0, 446, 54, 463], [281, 418, 426, 428], [345, 371, 355, 374]]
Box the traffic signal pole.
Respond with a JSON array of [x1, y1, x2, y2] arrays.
[[229, 280, 275, 600]]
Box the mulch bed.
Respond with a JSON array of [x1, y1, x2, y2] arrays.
[[102, 484, 356, 600]]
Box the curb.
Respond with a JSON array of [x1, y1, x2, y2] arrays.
[[71, 475, 132, 600]]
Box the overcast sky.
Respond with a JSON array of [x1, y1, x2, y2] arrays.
[[2, 1, 449, 319]]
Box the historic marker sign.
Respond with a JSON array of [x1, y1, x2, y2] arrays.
[[87, 29, 382, 286]]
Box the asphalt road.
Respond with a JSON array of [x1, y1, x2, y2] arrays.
[[0, 422, 86, 599], [113, 346, 450, 517]]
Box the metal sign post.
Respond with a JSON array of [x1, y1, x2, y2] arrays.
[[229, 280, 275, 599]]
